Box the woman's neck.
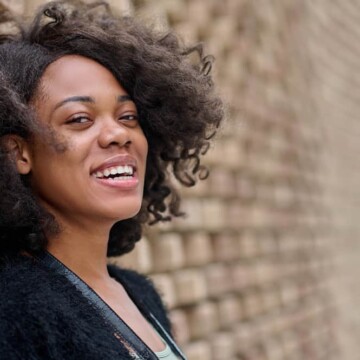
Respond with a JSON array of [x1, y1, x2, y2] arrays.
[[46, 222, 112, 284]]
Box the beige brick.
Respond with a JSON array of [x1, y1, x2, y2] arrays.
[[253, 48, 279, 78], [256, 314, 276, 339], [222, 138, 243, 169], [257, 233, 278, 256], [173, 22, 199, 44], [156, 0, 187, 23], [183, 232, 213, 266], [25, 0, 49, 14], [2, 0, 24, 13], [231, 262, 254, 290], [183, 341, 212, 360], [261, 286, 280, 313], [227, 200, 248, 229], [243, 345, 268, 360], [217, 296, 242, 328], [239, 231, 259, 258], [233, 322, 257, 352], [202, 199, 226, 230], [272, 313, 290, 334], [281, 331, 300, 359], [203, 142, 225, 166], [222, 50, 247, 87], [107, 0, 134, 15], [248, 205, 273, 227], [254, 259, 278, 284], [151, 232, 185, 272], [205, 263, 233, 297], [134, 4, 169, 32], [186, 301, 219, 339], [150, 273, 177, 309], [209, 167, 236, 197], [174, 198, 204, 229], [242, 290, 263, 318], [169, 309, 190, 345], [181, 176, 210, 197], [187, 0, 212, 34], [209, 16, 237, 52], [173, 269, 207, 305], [210, 331, 236, 360], [264, 339, 285, 360], [109, 237, 152, 274], [279, 281, 299, 306], [212, 233, 239, 262], [278, 236, 300, 253]]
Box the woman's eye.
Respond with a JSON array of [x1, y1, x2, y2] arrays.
[[66, 116, 91, 124], [119, 113, 140, 127], [120, 114, 139, 121]]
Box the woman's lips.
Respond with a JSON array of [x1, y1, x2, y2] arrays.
[[92, 173, 139, 190], [90, 154, 140, 190], [91, 154, 137, 174]]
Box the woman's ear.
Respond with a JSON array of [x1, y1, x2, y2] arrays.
[[5, 135, 32, 175]]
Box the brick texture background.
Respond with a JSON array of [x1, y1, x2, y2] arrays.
[[4, 0, 360, 359]]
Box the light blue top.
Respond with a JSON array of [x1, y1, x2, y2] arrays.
[[133, 313, 185, 360], [133, 334, 179, 360], [154, 341, 179, 360], [132, 332, 179, 360]]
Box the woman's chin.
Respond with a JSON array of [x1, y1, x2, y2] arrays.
[[107, 203, 143, 223]]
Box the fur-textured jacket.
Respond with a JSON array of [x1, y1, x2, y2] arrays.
[[0, 255, 172, 359]]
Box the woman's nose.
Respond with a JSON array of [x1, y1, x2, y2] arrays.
[[97, 118, 131, 148]]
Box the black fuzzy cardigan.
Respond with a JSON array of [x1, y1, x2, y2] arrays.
[[0, 255, 172, 359]]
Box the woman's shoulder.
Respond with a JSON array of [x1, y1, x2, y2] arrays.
[[0, 257, 134, 359], [0, 256, 57, 353], [0, 255, 46, 289], [0, 254, 84, 315], [0, 256, 54, 311]]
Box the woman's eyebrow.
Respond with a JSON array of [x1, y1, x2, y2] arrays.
[[117, 95, 132, 103], [54, 95, 132, 111], [54, 96, 95, 111]]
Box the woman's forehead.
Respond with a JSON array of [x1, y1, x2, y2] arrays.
[[31, 55, 132, 122], [36, 55, 127, 101]]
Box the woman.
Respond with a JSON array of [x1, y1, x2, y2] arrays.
[[0, 0, 223, 359]]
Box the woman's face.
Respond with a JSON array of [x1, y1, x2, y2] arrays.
[[27, 55, 148, 228]]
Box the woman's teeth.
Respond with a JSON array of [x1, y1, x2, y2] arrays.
[[94, 165, 134, 179]]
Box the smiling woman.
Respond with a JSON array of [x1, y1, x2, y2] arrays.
[[0, 1, 223, 359], [29, 55, 149, 228]]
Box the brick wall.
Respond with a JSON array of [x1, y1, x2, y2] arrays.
[[6, 0, 360, 359], [118, 1, 339, 359], [304, 2, 360, 359]]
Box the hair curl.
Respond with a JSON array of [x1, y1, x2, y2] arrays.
[[0, 0, 223, 258]]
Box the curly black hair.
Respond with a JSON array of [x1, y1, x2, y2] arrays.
[[0, 0, 223, 258]]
